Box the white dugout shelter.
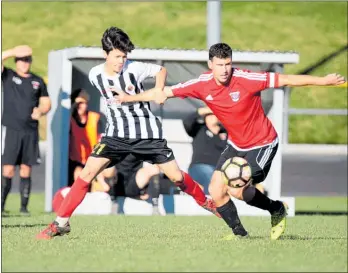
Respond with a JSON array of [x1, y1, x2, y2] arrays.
[[45, 47, 299, 216]]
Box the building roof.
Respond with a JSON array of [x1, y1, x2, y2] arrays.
[[54, 46, 300, 64]]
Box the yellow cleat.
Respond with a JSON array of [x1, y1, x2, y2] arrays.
[[271, 202, 288, 240]]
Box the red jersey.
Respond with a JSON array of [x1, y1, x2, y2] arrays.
[[172, 68, 280, 150]]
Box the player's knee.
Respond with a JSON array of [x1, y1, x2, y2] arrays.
[[78, 165, 99, 183], [2, 165, 15, 178], [208, 179, 227, 201], [19, 164, 31, 178], [167, 170, 183, 184]]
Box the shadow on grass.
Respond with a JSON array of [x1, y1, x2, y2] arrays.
[[281, 234, 347, 241], [2, 223, 47, 228], [296, 211, 348, 216]]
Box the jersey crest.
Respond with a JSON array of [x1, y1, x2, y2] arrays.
[[230, 91, 240, 102]]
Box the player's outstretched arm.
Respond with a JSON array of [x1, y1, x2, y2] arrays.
[[114, 86, 174, 104], [278, 73, 346, 87]]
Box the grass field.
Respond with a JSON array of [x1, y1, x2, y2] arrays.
[[2, 2, 347, 144], [2, 194, 347, 272]]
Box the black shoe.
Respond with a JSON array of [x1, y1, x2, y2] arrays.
[[232, 224, 249, 237], [20, 208, 31, 216]]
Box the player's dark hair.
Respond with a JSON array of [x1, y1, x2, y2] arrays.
[[101, 27, 135, 54], [209, 43, 232, 60]]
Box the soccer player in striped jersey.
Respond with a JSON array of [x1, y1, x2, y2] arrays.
[[115, 43, 346, 240], [36, 27, 220, 240]]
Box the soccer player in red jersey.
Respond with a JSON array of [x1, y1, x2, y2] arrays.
[[116, 43, 346, 240]]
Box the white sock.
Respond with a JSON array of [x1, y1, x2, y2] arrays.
[[55, 216, 69, 227]]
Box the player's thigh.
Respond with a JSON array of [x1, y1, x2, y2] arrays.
[[133, 138, 181, 182], [208, 170, 230, 206], [90, 136, 130, 169], [21, 130, 40, 166], [245, 143, 278, 184], [1, 126, 21, 167]]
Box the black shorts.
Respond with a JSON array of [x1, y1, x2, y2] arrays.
[[90, 136, 175, 168], [1, 126, 40, 166], [216, 139, 279, 184], [111, 154, 147, 198]]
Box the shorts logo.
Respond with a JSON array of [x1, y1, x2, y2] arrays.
[[229, 91, 240, 102], [31, 81, 40, 90]]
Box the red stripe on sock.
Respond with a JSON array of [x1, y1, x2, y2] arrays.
[[57, 177, 90, 217], [180, 172, 207, 206]]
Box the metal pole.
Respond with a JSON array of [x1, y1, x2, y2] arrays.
[[207, 0, 221, 48], [283, 87, 290, 144], [268, 64, 284, 200]]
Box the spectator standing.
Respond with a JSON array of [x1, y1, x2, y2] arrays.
[[1, 45, 51, 214]]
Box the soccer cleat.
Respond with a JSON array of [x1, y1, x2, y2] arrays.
[[36, 221, 71, 240], [271, 202, 288, 240], [222, 227, 249, 241], [20, 208, 30, 216], [201, 199, 222, 218]]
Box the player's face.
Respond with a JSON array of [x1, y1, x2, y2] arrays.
[[105, 49, 127, 73], [208, 57, 233, 85], [15, 59, 31, 75]]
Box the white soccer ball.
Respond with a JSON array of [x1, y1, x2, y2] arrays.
[[221, 157, 252, 188]]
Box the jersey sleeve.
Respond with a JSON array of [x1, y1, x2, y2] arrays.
[[88, 69, 96, 87], [39, 78, 49, 97], [132, 61, 162, 83], [171, 79, 202, 99], [1, 67, 14, 80], [234, 69, 280, 94]]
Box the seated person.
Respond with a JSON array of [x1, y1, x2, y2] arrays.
[[184, 106, 227, 194], [109, 153, 160, 201]]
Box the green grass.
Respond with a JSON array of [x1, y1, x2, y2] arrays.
[[2, 193, 347, 272], [2, 2, 347, 143]]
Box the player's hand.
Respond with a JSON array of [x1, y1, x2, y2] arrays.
[[31, 107, 42, 120], [13, 45, 32, 58], [111, 87, 128, 104], [322, 73, 346, 86]]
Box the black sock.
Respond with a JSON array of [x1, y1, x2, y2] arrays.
[[216, 199, 247, 235], [243, 186, 282, 214], [1, 176, 12, 211], [20, 177, 31, 210]]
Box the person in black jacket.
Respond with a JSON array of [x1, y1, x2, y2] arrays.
[[183, 107, 227, 194]]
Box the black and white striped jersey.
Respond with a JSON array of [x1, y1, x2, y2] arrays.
[[88, 61, 163, 139]]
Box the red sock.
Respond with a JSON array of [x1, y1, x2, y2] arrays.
[[178, 172, 207, 206], [57, 177, 90, 217]]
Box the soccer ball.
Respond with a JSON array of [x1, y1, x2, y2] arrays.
[[221, 157, 252, 188]]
